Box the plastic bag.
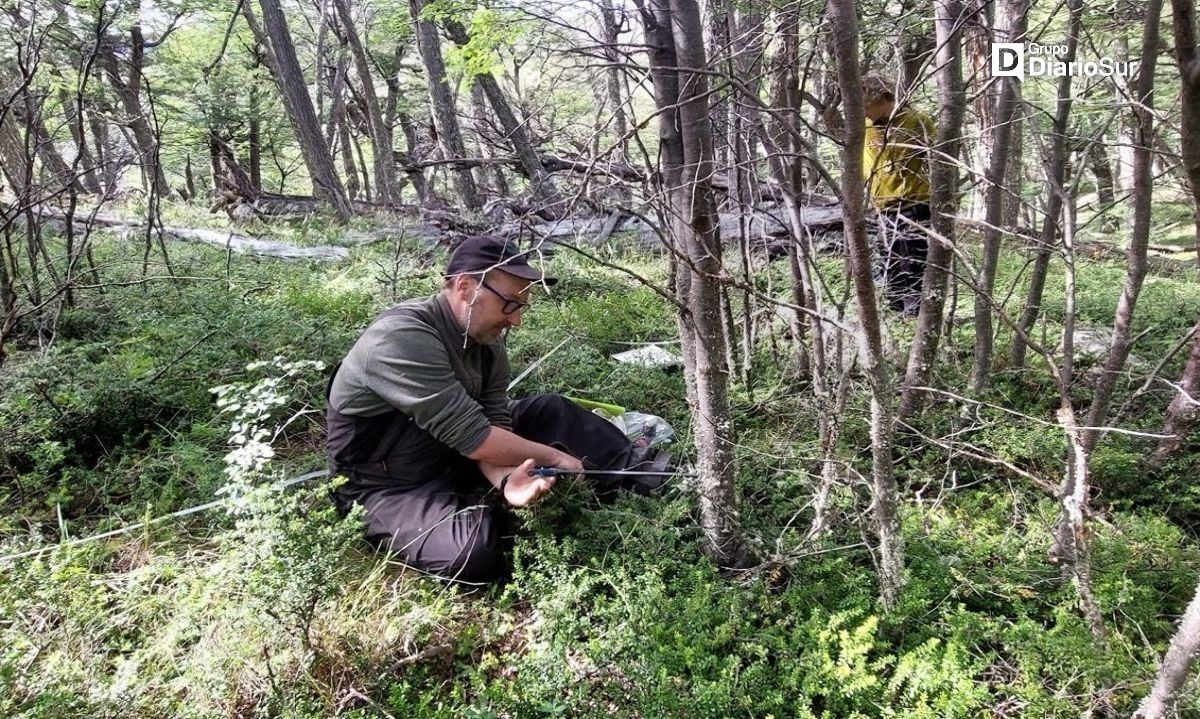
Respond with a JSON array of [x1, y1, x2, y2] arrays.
[[612, 411, 676, 448]]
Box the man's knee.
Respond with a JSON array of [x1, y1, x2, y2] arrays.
[[511, 393, 580, 430], [394, 507, 511, 584]]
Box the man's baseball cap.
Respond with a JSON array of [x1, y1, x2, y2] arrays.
[[445, 235, 557, 285]]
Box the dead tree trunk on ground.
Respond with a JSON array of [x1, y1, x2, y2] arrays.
[[827, 0, 905, 608]]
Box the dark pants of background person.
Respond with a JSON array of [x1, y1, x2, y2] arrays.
[[327, 394, 668, 584], [874, 203, 931, 316]]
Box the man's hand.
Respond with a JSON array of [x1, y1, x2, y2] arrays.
[[548, 451, 584, 473], [500, 459, 555, 508], [478, 458, 559, 507]]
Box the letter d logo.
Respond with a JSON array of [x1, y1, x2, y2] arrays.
[[991, 43, 1024, 79]]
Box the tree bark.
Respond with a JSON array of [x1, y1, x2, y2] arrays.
[[254, 0, 353, 221], [442, 20, 567, 220], [97, 26, 169, 196], [1149, 0, 1200, 465], [1010, 0, 1083, 370], [1082, 0, 1163, 451], [826, 0, 905, 608], [969, 0, 1027, 394], [1133, 574, 1200, 719], [332, 0, 398, 205], [599, 0, 629, 163], [897, 0, 968, 420], [409, 0, 479, 209], [55, 83, 101, 194], [636, 0, 750, 569]]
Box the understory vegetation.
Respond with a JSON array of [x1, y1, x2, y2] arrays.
[[3, 213, 1200, 717]]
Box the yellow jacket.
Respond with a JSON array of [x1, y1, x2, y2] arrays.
[[863, 108, 935, 209]]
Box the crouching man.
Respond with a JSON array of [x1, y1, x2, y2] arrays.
[[326, 235, 669, 583]]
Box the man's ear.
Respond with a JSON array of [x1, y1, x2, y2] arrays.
[[452, 273, 481, 300]]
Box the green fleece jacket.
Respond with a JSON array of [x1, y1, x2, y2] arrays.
[[327, 294, 512, 456]]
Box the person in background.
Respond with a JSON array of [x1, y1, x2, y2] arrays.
[[325, 235, 671, 584], [862, 74, 936, 317]]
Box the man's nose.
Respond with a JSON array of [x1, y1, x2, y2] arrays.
[[507, 308, 524, 327]]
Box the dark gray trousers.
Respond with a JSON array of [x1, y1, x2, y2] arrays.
[[330, 394, 663, 583]]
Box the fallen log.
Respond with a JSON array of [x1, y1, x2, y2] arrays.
[[33, 210, 349, 261]]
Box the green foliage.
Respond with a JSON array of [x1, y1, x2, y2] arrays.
[[7, 225, 1200, 719]]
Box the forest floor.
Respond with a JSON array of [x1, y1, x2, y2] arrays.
[[3, 201, 1200, 717]]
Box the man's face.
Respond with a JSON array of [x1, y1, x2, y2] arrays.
[[461, 270, 532, 344]]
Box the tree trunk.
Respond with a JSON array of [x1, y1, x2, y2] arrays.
[[600, 0, 629, 163], [56, 84, 101, 194], [969, 0, 1027, 394], [86, 105, 116, 194], [1133, 575, 1200, 719], [254, 0, 353, 222], [897, 0, 968, 420], [1114, 34, 1138, 195], [1150, 319, 1200, 466], [409, 0, 479, 209], [1082, 0, 1163, 451], [248, 81, 263, 191], [826, 0, 905, 608], [332, 0, 398, 205], [443, 20, 567, 219], [468, 82, 508, 198], [670, 0, 749, 569], [1149, 0, 1200, 466], [1010, 0, 1083, 370], [97, 26, 169, 196], [636, 0, 750, 569]]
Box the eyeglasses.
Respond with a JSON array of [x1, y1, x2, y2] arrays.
[[480, 280, 530, 315]]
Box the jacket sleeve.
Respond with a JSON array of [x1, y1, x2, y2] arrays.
[[478, 342, 513, 429]]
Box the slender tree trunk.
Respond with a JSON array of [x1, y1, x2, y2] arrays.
[[827, 0, 904, 608], [1148, 0, 1200, 466], [1134, 575, 1200, 719], [897, 0, 968, 420], [184, 154, 196, 199], [86, 105, 115, 194], [1010, 0, 1083, 370], [467, 83, 508, 199], [969, 0, 1027, 393], [600, 0, 629, 164], [1150, 318, 1200, 466], [1082, 0, 1163, 451], [247, 81, 263, 191], [670, 0, 750, 569], [56, 84, 100, 194], [97, 27, 169, 196], [1052, 196, 1106, 641], [332, 0, 398, 205], [1114, 34, 1138, 195], [255, 0, 353, 221], [636, 0, 750, 569], [409, 0, 478, 208], [443, 20, 567, 219]]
